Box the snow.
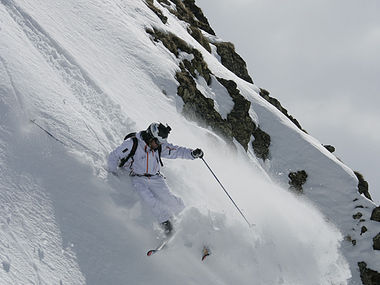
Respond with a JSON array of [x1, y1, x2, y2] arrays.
[[195, 74, 234, 119], [0, 0, 378, 284]]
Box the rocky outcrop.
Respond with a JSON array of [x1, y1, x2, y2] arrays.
[[216, 78, 256, 149], [167, 0, 215, 35], [252, 127, 271, 160], [353, 212, 363, 220], [176, 67, 231, 140], [146, 27, 265, 153], [147, 27, 190, 55], [358, 262, 380, 285], [371, 207, 380, 222], [373, 233, 380, 250], [323, 144, 336, 153], [154, 0, 256, 86], [213, 41, 253, 84], [354, 171, 372, 201], [176, 69, 261, 150], [147, 28, 224, 132], [288, 170, 308, 193], [146, 27, 211, 82], [157, 0, 213, 52], [145, 0, 168, 24], [187, 25, 211, 53]]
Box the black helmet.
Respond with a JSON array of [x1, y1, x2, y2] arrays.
[[147, 122, 171, 143]]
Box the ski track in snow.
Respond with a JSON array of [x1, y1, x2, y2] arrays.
[[0, 56, 26, 114], [1, 0, 131, 155]]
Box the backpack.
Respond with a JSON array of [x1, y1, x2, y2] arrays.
[[118, 132, 163, 168]]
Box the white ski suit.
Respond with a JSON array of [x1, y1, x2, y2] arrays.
[[108, 132, 195, 223]]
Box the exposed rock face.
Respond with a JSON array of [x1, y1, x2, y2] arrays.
[[147, 28, 229, 139], [354, 171, 372, 201], [156, 0, 257, 88], [158, 0, 213, 52], [176, 67, 231, 139], [146, 27, 262, 152], [288, 170, 308, 193], [371, 207, 380, 222], [373, 233, 380, 250], [147, 27, 190, 55], [252, 127, 271, 160], [168, 0, 215, 35], [182, 0, 215, 35], [187, 25, 211, 52], [358, 262, 380, 285], [213, 41, 253, 84], [216, 78, 256, 149], [145, 0, 168, 24], [176, 70, 260, 150]]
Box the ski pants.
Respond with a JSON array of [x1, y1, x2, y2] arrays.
[[131, 175, 185, 223]]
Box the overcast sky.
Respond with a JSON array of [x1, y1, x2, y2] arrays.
[[196, 0, 380, 204]]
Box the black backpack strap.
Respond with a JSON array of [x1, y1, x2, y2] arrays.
[[124, 132, 136, 141], [158, 145, 163, 167], [118, 137, 138, 167]]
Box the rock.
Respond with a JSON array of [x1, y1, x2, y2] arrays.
[[252, 127, 271, 160], [146, 28, 212, 83], [187, 26, 211, 52], [146, 28, 261, 152], [213, 41, 253, 83], [146, 28, 191, 57], [373, 233, 380, 250], [353, 212, 363, 220], [354, 171, 372, 201], [168, 0, 215, 35], [176, 69, 226, 134], [370, 207, 380, 222], [145, 0, 168, 24], [217, 78, 256, 150], [288, 170, 308, 193], [182, 0, 215, 35], [358, 262, 380, 285], [323, 145, 335, 153]]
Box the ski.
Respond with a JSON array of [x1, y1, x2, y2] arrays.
[[146, 231, 211, 261], [201, 246, 211, 261], [146, 233, 176, 257]]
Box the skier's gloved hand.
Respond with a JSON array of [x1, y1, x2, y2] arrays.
[[191, 148, 204, 159]]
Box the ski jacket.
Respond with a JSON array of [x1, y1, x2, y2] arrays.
[[108, 132, 195, 175]]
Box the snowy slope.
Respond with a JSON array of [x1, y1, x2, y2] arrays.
[[0, 0, 378, 284]]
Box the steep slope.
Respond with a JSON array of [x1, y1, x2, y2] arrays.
[[0, 0, 378, 284]]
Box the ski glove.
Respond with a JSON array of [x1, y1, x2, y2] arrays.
[[191, 148, 204, 159]]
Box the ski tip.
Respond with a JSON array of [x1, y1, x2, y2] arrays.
[[147, 250, 156, 256], [201, 253, 210, 261]]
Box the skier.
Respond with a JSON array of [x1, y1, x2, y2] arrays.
[[107, 122, 203, 235]]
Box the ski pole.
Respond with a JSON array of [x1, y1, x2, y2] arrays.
[[201, 157, 252, 227]]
